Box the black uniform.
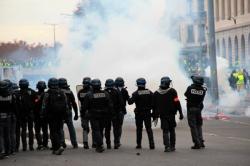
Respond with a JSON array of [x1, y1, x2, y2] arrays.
[[0, 85, 16, 158], [60, 88, 78, 148], [153, 87, 183, 151], [42, 88, 67, 153], [34, 90, 49, 149], [116, 87, 129, 142], [104, 87, 123, 148], [128, 87, 155, 148], [83, 88, 113, 152], [16, 88, 36, 151], [184, 83, 206, 148], [77, 86, 93, 148]]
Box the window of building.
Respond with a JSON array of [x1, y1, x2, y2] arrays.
[[241, 35, 246, 67], [234, 0, 238, 16], [216, 0, 219, 21], [198, 0, 204, 11], [217, 39, 220, 56], [248, 0, 250, 13], [198, 25, 206, 43], [228, 38, 233, 67], [222, 39, 226, 58], [240, 0, 245, 14], [235, 36, 239, 65], [221, 0, 225, 19], [187, 25, 195, 43], [228, 0, 231, 18]]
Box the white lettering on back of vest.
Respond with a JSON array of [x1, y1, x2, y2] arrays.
[[93, 93, 106, 98], [138, 90, 150, 95], [191, 89, 204, 95], [0, 95, 12, 101], [80, 93, 87, 98]]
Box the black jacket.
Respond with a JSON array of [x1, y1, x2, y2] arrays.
[[184, 84, 207, 109], [83, 89, 113, 119], [16, 88, 36, 119], [128, 88, 153, 116], [117, 87, 129, 114], [61, 88, 78, 116], [153, 88, 182, 118], [105, 88, 123, 115], [34, 90, 45, 119], [77, 87, 92, 118], [0, 90, 16, 116]]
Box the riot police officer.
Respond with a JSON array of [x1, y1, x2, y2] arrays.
[[104, 79, 123, 149], [153, 77, 184, 152], [34, 81, 49, 150], [77, 77, 94, 149], [128, 78, 155, 149], [0, 80, 15, 159], [58, 78, 79, 149], [114, 77, 129, 147], [184, 75, 207, 149], [83, 79, 113, 153], [42, 78, 67, 155], [16, 79, 36, 151], [3, 80, 18, 155]]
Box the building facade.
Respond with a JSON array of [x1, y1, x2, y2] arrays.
[[214, 0, 250, 69], [179, 0, 250, 71]]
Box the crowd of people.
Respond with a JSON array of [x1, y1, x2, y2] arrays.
[[228, 69, 249, 91], [0, 75, 207, 159], [0, 41, 60, 69]]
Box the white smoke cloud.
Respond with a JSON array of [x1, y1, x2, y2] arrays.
[[57, 0, 190, 100]]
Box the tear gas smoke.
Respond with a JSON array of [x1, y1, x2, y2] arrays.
[[205, 57, 248, 115], [56, 0, 190, 117]]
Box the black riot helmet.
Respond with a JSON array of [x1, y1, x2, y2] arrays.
[[115, 77, 125, 87], [91, 79, 101, 90], [0, 80, 9, 93], [19, 79, 29, 89], [105, 79, 114, 89], [136, 78, 146, 88], [3, 79, 12, 89], [160, 76, 172, 89], [82, 77, 91, 87], [36, 81, 47, 90], [191, 75, 204, 85], [48, 78, 59, 89], [58, 78, 69, 89], [12, 83, 19, 91]]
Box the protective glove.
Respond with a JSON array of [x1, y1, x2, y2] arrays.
[[152, 118, 158, 127], [74, 114, 79, 121], [179, 113, 184, 120]]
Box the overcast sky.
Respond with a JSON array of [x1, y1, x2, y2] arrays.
[[0, 0, 79, 45]]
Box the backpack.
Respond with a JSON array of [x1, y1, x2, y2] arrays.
[[48, 89, 67, 115]]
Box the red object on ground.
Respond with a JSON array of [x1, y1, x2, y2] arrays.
[[214, 112, 230, 120]]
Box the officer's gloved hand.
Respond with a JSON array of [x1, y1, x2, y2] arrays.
[[179, 113, 184, 120], [74, 114, 79, 121]]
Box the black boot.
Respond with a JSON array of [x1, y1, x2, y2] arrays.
[[136, 145, 142, 149], [191, 144, 201, 149], [149, 144, 155, 150], [164, 147, 171, 152], [96, 146, 105, 153], [107, 144, 111, 149], [83, 142, 89, 149]]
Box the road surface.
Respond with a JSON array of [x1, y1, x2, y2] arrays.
[[1, 117, 250, 166]]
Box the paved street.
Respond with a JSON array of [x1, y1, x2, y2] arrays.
[[1, 117, 250, 166]]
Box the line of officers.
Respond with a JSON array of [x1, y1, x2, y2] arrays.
[[0, 75, 207, 158]]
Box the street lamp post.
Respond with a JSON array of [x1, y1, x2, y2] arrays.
[[207, 0, 219, 105], [44, 23, 58, 49]]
